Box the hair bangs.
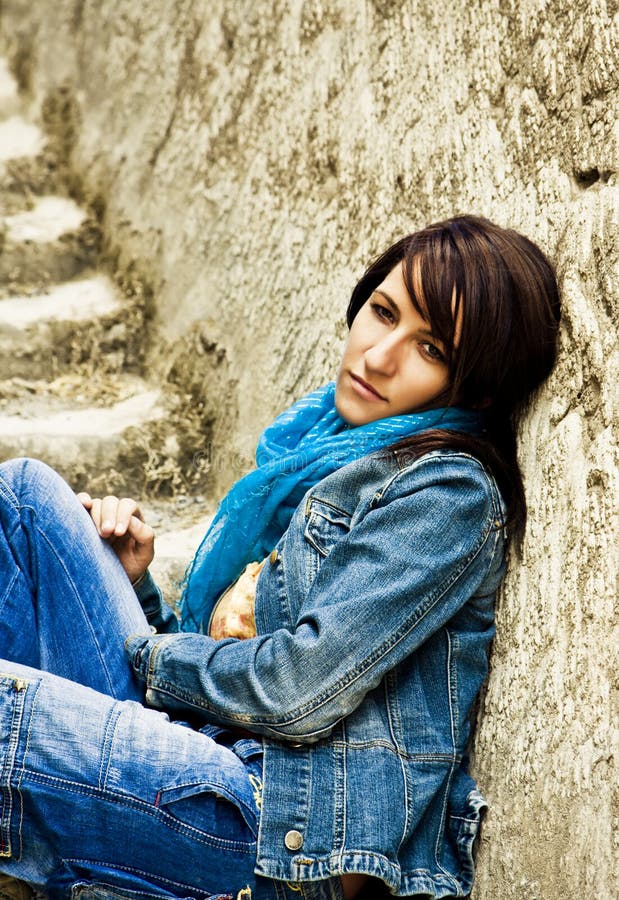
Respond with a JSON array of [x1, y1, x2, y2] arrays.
[[401, 232, 464, 383]]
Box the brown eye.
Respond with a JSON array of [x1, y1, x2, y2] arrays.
[[371, 302, 395, 323], [420, 342, 444, 362]]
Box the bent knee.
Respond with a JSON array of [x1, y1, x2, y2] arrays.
[[0, 458, 71, 504]]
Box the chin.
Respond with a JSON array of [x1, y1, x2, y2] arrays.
[[337, 404, 379, 428], [335, 401, 360, 427]]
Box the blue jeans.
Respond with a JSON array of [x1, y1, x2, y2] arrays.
[[0, 459, 343, 900]]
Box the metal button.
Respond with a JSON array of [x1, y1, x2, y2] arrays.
[[269, 549, 279, 565], [284, 829, 303, 851]]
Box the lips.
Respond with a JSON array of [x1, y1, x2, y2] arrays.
[[350, 372, 387, 401]]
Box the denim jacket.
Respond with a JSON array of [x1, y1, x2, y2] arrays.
[[127, 449, 506, 898]]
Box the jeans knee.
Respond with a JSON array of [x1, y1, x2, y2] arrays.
[[0, 458, 70, 508]]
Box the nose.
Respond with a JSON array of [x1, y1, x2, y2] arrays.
[[364, 333, 400, 376]]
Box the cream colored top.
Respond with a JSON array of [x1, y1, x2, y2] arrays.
[[208, 560, 264, 640]]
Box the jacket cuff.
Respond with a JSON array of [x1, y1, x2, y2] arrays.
[[133, 570, 180, 634], [125, 633, 166, 682], [133, 569, 162, 614]]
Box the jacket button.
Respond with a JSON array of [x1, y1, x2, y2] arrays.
[[284, 829, 303, 851], [269, 549, 279, 565]]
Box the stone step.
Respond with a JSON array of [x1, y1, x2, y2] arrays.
[[0, 274, 128, 379], [0, 136, 66, 208], [0, 386, 161, 435], [0, 115, 44, 164], [0, 273, 120, 327], [0, 195, 100, 290], [0, 58, 22, 119], [0, 57, 58, 204], [4, 195, 85, 241], [0, 371, 146, 416], [0, 57, 45, 162], [0, 380, 166, 493], [0, 58, 188, 514]]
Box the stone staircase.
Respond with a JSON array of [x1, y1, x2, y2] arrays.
[[0, 55, 210, 602]]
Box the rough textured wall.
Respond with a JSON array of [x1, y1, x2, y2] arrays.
[[1, 0, 617, 896]]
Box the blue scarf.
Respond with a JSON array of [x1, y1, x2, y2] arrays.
[[180, 382, 482, 631]]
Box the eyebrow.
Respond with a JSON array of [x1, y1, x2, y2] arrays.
[[375, 289, 399, 315], [375, 289, 439, 342]]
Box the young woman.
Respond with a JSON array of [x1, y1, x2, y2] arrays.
[[0, 215, 560, 900]]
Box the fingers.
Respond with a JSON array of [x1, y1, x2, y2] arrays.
[[83, 495, 144, 538], [104, 497, 142, 537], [89, 498, 102, 532], [126, 515, 155, 544], [114, 515, 155, 582], [76, 492, 92, 509]]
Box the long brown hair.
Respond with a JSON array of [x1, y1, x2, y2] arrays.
[[347, 215, 561, 539]]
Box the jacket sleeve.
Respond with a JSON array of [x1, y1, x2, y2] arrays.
[[125, 456, 504, 741], [133, 570, 180, 634]]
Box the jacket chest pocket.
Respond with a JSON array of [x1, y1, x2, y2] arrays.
[[304, 497, 352, 575]]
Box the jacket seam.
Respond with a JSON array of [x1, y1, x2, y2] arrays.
[[329, 742, 460, 761], [433, 631, 459, 884], [304, 496, 351, 519], [446, 629, 459, 750], [372, 450, 496, 508], [383, 672, 410, 852]]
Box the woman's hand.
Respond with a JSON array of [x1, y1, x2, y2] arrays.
[[77, 492, 155, 586]]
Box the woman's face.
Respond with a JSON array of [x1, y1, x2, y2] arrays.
[[335, 262, 452, 426]]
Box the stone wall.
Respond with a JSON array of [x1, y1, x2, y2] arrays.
[[1, 1, 617, 896]]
